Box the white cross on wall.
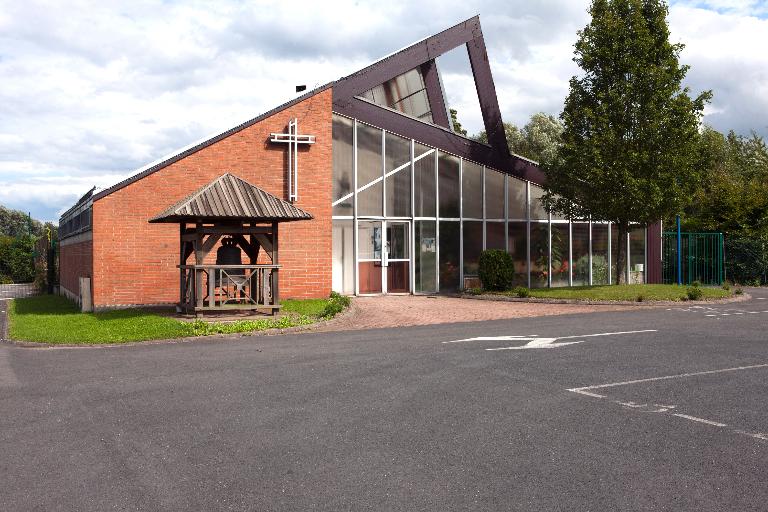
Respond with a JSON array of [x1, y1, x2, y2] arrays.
[[269, 118, 316, 202]]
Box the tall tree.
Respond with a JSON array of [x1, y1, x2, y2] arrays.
[[544, 0, 711, 282]]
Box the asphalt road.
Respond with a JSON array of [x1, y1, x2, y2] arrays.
[[2, 290, 768, 511]]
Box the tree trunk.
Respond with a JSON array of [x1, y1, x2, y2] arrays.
[[614, 224, 628, 285]]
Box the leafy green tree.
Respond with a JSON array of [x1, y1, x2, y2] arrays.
[[544, 0, 711, 283], [474, 113, 564, 164], [0, 205, 44, 238], [450, 108, 467, 136]]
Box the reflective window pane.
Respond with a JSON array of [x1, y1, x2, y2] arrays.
[[439, 221, 460, 291], [415, 221, 437, 293], [486, 222, 505, 250], [385, 132, 411, 217], [530, 185, 548, 220], [630, 227, 645, 284], [357, 123, 383, 216], [530, 223, 549, 288], [591, 224, 610, 285], [332, 219, 354, 294], [332, 115, 354, 216], [485, 169, 505, 219], [508, 178, 527, 220], [414, 143, 436, 217], [508, 222, 528, 286], [611, 225, 627, 284], [438, 152, 460, 218], [463, 220, 483, 275], [572, 223, 590, 286], [462, 160, 483, 219], [551, 224, 570, 287]]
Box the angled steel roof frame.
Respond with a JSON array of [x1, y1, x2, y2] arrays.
[[332, 16, 543, 183]]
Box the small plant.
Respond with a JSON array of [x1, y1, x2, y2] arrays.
[[466, 287, 483, 296], [636, 294, 644, 302], [686, 285, 703, 301], [321, 291, 351, 319], [512, 286, 531, 298], [478, 249, 515, 291], [691, 280, 702, 288], [735, 288, 744, 295], [0, 274, 13, 285], [722, 281, 731, 291]]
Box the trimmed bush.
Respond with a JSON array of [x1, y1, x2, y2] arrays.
[[686, 285, 703, 301], [478, 249, 514, 291], [512, 286, 531, 298]]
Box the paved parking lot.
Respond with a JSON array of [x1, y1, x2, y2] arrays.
[[1, 289, 767, 511]]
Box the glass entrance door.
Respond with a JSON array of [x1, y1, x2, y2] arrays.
[[385, 221, 410, 293], [357, 220, 411, 294]]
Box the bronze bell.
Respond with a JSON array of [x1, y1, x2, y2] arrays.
[[215, 237, 245, 287]]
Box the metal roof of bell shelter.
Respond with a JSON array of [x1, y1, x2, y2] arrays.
[[149, 173, 313, 224]]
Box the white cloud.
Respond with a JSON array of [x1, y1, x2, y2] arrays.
[[0, 0, 766, 222]]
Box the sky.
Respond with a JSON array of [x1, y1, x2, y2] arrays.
[[1, 0, 767, 222]]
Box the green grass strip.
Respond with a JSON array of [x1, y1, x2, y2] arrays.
[[494, 284, 731, 301], [8, 294, 344, 345]]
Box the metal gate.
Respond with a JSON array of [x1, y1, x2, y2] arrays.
[[662, 232, 724, 285]]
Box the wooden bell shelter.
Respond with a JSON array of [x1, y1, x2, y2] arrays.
[[149, 173, 313, 314]]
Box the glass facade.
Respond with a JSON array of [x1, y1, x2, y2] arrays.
[[572, 223, 590, 286], [330, 113, 646, 295]]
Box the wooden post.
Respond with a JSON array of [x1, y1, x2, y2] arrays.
[[272, 222, 279, 314], [195, 225, 204, 311], [179, 223, 185, 312]]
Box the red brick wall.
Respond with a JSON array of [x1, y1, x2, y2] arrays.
[[91, 89, 333, 307], [59, 237, 93, 298]]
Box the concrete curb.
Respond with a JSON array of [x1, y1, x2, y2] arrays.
[[0, 299, 8, 342], [460, 292, 751, 307]]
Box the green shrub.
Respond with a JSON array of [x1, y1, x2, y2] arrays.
[[512, 286, 530, 298], [466, 287, 483, 296], [722, 281, 731, 291], [0, 274, 12, 284], [478, 249, 514, 291], [686, 285, 703, 301], [735, 287, 744, 295], [636, 294, 644, 302], [321, 291, 351, 319]]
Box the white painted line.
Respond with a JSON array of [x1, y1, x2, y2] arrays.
[[569, 389, 606, 399], [672, 413, 727, 428], [569, 363, 768, 393], [735, 430, 768, 441], [734, 312, 745, 315], [757, 297, 766, 300], [721, 313, 731, 316], [706, 314, 717, 317], [555, 329, 657, 341]]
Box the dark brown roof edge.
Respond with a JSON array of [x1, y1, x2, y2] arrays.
[[92, 82, 334, 202]]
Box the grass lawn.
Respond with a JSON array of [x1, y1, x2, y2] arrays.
[[8, 294, 348, 345], [493, 284, 733, 302]]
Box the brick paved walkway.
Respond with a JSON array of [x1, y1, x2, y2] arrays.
[[324, 295, 634, 331]]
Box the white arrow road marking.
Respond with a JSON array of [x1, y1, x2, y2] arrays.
[[442, 335, 539, 344], [463, 329, 658, 351]]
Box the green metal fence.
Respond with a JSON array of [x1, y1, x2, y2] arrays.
[[662, 232, 724, 285]]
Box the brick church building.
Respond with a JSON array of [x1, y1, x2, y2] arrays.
[[59, 16, 661, 311]]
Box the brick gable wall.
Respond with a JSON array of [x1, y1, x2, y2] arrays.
[[90, 89, 333, 307]]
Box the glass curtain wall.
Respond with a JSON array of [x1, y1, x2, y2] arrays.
[[330, 114, 646, 295], [591, 224, 610, 285], [572, 223, 590, 286]]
